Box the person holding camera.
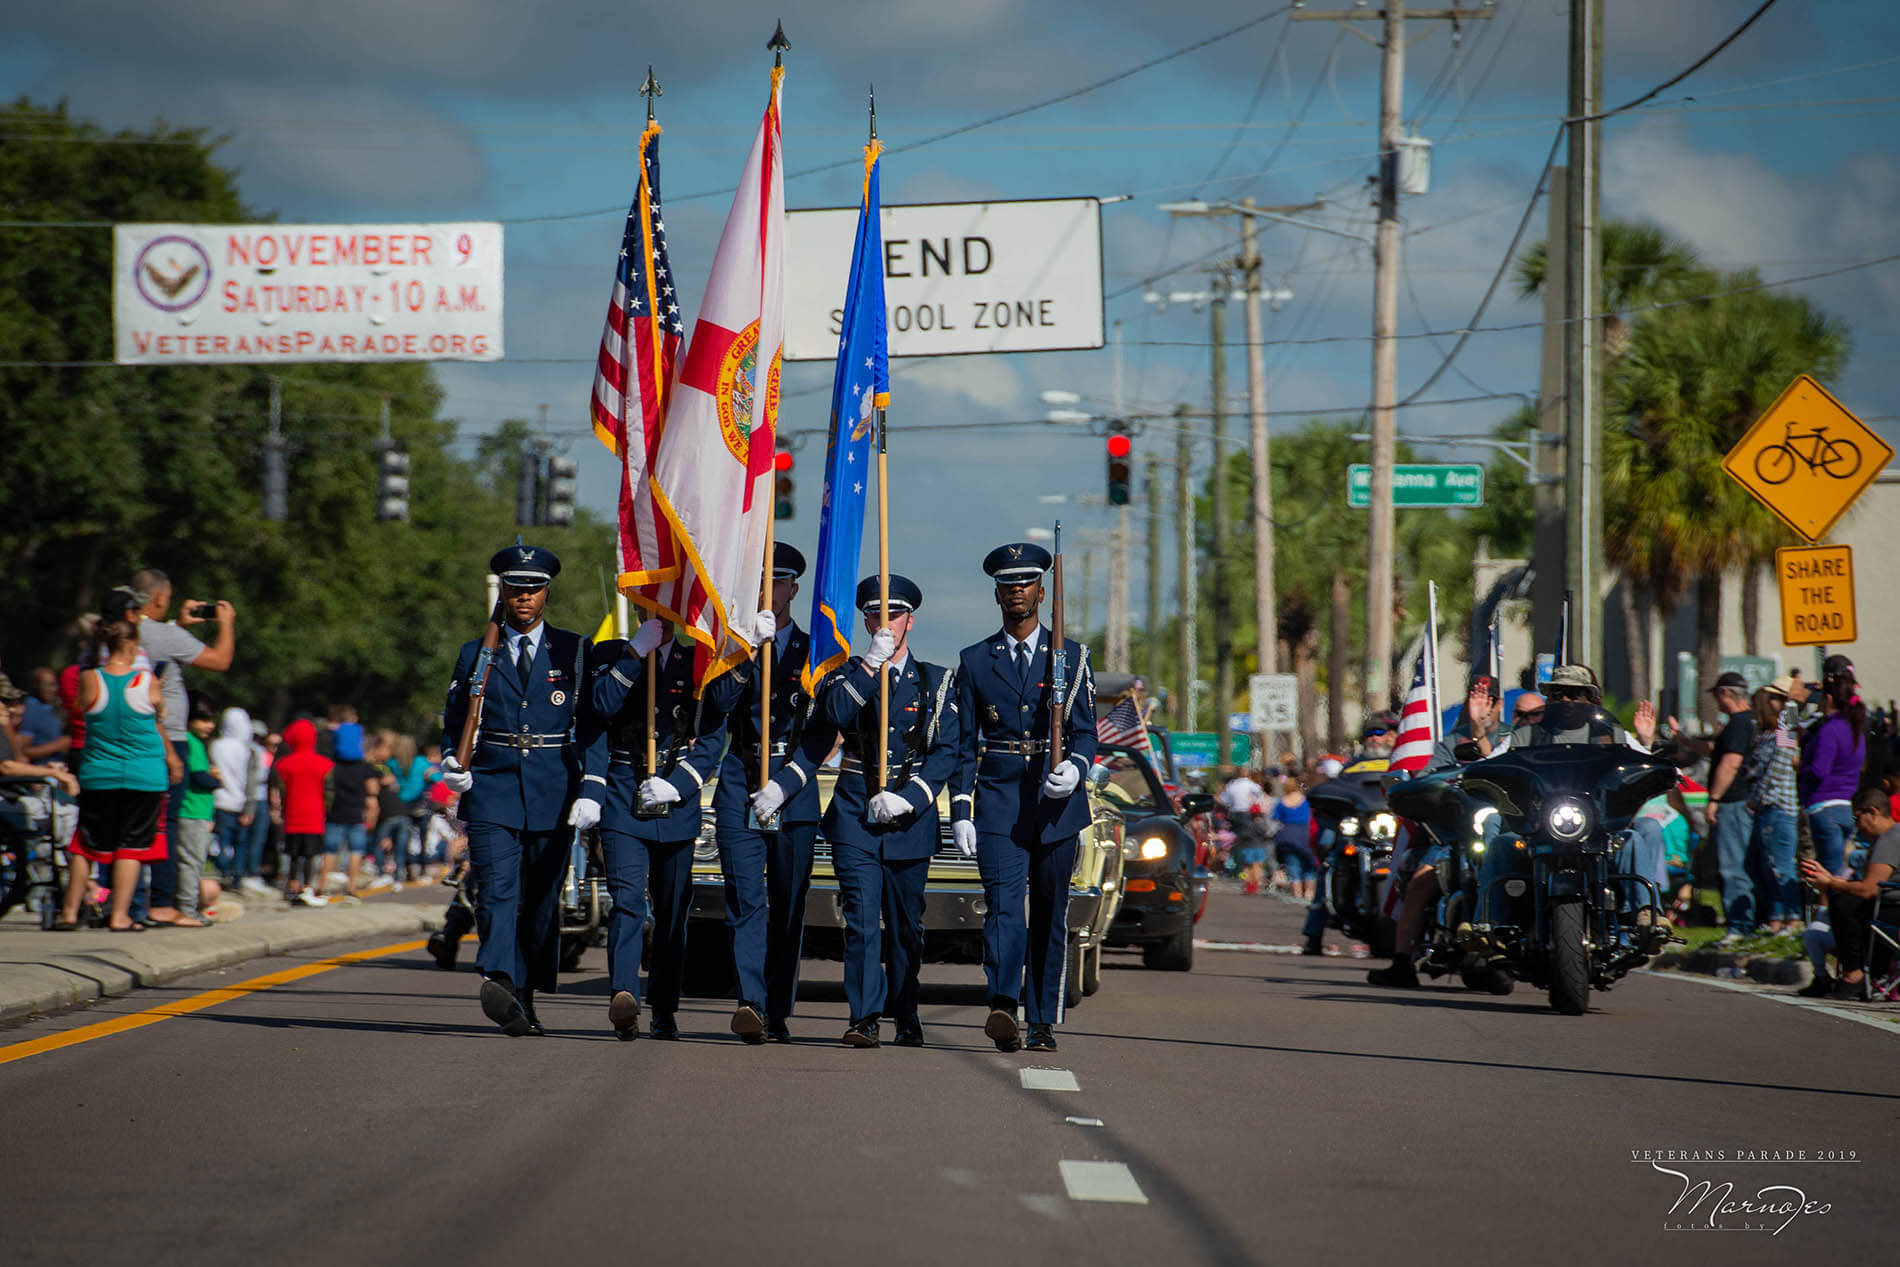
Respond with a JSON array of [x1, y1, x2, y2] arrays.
[[129, 568, 235, 925]]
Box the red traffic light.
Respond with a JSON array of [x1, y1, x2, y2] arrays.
[[773, 449, 795, 472], [1105, 434, 1132, 459]]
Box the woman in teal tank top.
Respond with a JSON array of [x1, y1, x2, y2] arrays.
[[58, 618, 176, 931]]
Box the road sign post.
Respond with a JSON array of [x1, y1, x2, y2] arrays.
[[1347, 463, 1484, 508], [1721, 374, 1892, 542], [1776, 544, 1856, 646]]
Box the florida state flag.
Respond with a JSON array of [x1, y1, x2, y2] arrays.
[[649, 67, 785, 688]]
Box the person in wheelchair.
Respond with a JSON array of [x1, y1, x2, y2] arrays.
[[1797, 787, 1899, 1001]]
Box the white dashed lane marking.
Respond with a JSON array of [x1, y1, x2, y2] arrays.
[[1065, 1115, 1105, 1127], [1020, 1067, 1080, 1092], [1059, 1160, 1149, 1205]]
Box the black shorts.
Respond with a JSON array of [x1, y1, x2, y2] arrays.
[[76, 788, 162, 862], [286, 832, 325, 860]]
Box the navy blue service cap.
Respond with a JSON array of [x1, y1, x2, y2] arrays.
[[773, 542, 808, 580], [856, 574, 922, 616], [983, 541, 1052, 584], [490, 542, 560, 588]]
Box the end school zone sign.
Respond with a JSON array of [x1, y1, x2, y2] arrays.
[[783, 197, 1103, 360]]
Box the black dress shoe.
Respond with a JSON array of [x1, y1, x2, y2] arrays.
[[731, 1002, 766, 1045], [765, 1019, 792, 1043], [1300, 937, 1324, 957], [841, 1017, 880, 1048], [479, 976, 532, 1037], [648, 1012, 680, 1040], [519, 990, 546, 1037], [984, 1006, 1021, 1053], [891, 1018, 924, 1047], [1366, 958, 1420, 989], [609, 991, 640, 1041], [1025, 1024, 1057, 1052], [427, 930, 459, 971]]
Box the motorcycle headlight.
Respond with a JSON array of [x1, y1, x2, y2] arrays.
[[1367, 812, 1397, 840], [1138, 836, 1169, 861], [1339, 816, 1361, 838], [1545, 798, 1591, 842]]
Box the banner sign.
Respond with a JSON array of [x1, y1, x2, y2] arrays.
[[114, 222, 504, 364], [784, 197, 1102, 360]]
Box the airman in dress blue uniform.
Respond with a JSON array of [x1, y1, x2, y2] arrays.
[[814, 575, 960, 1049], [589, 618, 729, 1040], [702, 543, 830, 1044], [951, 543, 1097, 1053], [439, 544, 601, 1037]]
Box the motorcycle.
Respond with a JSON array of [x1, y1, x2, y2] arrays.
[[557, 826, 609, 973], [1308, 770, 1401, 957], [1388, 744, 1677, 1015]]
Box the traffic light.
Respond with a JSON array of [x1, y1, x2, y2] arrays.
[[376, 443, 411, 522], [545, 456, 577, 527], [516, 449, 540, 527], [261, 436, 287, 523], [773, 439, 795, 520], [1105, 424, 1132, 506]]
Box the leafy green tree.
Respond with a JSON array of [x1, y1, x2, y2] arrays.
[[0, 100, 615, 734]]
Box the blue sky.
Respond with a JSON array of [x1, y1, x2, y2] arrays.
[[9, 0, 1899, 656]]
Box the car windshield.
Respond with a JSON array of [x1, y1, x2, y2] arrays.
[[1094, 752, 1164, 818]]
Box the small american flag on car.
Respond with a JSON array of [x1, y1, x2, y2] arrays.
[[1097, 695, 1152, 753]]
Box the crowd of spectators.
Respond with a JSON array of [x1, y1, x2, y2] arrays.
[[0, 568, 467, 932]]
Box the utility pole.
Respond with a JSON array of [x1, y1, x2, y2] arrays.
[[1295, 1, 1491, 712], [1146, 454, 1164, 692], [1532, 166, 1569, 666], [1240, 198, 1277, 683], [1174, 403, 1197, 732], [1564, 0, 1604, 670], [1210, 276, 1234, 769]]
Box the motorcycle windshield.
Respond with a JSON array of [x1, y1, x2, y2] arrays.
[[1307, 773, 1388, 824], [1457, 745, 1676, 831]]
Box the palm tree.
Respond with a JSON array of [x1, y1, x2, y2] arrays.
[[1608, 275, 1850, 724], [1517, 220, 1707, 359]]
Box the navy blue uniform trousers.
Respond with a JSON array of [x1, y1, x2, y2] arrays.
[[466, 823, 568, 993], [600, 829, 694, 1016], [978, 830, 1079, 1024], [831, 841, 929, 1025], [718, 820, 817, 1020]]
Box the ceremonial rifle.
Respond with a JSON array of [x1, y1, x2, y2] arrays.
[[454, 600, 505, 772], [1048, 522, 1067, 767]]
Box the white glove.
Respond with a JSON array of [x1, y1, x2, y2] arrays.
[[1042, 760, 1081, 799], [953, 820, 978, 857], [869, 790, 912, 824], [753, 609, 777, 644], [750, 781, 787, 819], [630, 618, 666, 658], [864, 627, 896, 669], [639, 776, 682, 808], [440, 756, 473, 794], [567, 797, 602, 830]]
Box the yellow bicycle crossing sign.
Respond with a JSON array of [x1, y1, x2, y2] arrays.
[[1722, 374, 1892, 542]]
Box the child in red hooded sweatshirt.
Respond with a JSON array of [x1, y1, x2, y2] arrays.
[[272, 719, 333, 906]]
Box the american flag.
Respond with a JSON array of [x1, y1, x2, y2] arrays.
[[591, 120, 685, 600], [1097, 695, 1153, 754], [1388, 646, 1439, 773]]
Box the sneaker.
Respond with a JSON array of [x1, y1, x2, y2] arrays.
[[1828, 978, 1866, 1002], [1714, 931, 1747, 948], [1796, 973, 1834, 998], [364, 875, 395, 891], [240, 877, 272, 894], [298, 891, 328, 908]]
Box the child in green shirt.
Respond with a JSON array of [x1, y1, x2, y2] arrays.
[[173, 695, 223, 926]]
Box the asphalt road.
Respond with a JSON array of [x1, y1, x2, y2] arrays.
[[1, 890, 1892, 1265]]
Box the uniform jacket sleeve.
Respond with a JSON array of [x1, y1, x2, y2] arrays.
[[773, 687, 836, 801], [588, 639, 645, 721], [440, 641, 476, 758], [900, 666, 962, 816], [950, 651, 978, 824], [1061, 642, 1098, 779], [574, 637, 610, 796], [818, 657, 874, 730]]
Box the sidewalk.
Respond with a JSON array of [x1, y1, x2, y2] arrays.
[[0, 888, 446, 1023]]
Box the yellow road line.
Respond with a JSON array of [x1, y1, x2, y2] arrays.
[[0, 935, 440, 1067]]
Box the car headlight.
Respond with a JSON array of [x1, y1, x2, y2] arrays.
[[1545, 798, 1591, 842], [1136, 836, 1169, 861], [1367, 812, 1397, 840], [1339, 816, 1361, 837]]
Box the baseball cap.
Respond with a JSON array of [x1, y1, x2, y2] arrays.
[[1316, 755, 1344, 778], [1709, 670, 1749, 695], [1468, 674, 1497, 697]]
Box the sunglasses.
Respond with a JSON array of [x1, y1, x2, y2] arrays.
[[1516, 708, 1545, 722], [1546, 686, 1590, 702]]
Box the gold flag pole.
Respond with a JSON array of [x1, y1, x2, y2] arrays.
[[759, 485, 775, 800], [876, 406, 890, 790]]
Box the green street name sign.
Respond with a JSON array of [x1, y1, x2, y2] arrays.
[[1168, 731, 1252, 768], [1347, 463, 1485, 508]]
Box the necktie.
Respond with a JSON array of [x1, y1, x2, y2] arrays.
[[1015, 641, 1031, 690], [516, 635, 534, 689]]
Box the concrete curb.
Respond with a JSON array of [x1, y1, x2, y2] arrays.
[[1650, 948, 1812, 987], [0, 904, 444, 1024]]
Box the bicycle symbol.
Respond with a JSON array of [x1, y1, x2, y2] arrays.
[[1752, 420, 1862, 485]]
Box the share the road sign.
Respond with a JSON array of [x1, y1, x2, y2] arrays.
[[1722, 375, 1891, 542], [1347, 463, 1484, 508], [1776, 544, 1856, 646]]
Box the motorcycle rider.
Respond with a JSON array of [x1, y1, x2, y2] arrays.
[[1299, 715, 1400, 955], [1367, 665, 1664, 988]]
